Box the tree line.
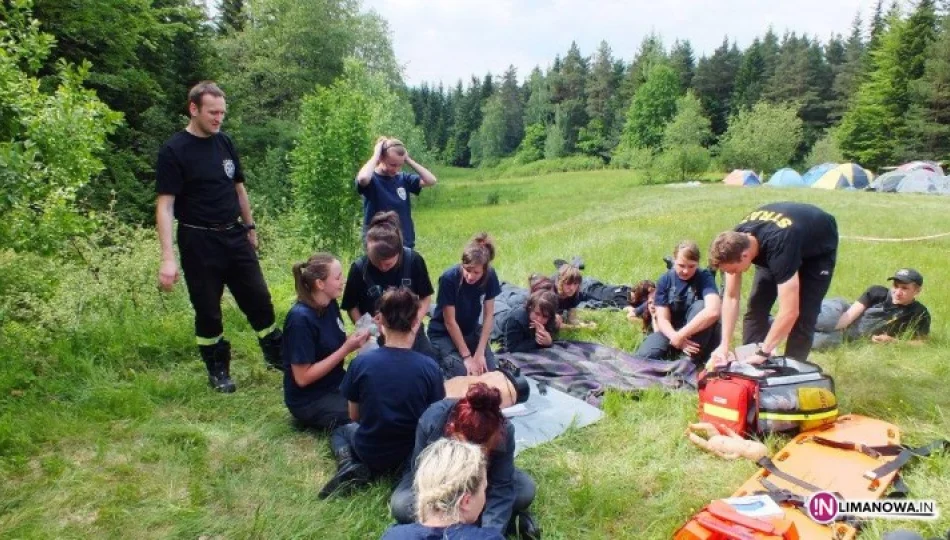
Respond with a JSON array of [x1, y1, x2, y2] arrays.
[[407, 0, 950, 175]]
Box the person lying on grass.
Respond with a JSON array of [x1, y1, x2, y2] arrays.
[[548, 265, 596, 330], [624, 280, 657, 334], [281, 252, 371, 431], [390, 383, 539, 539], [429, 233, 501, 378], [812, 268, 930, 350], [497, 281, 559, 353], [382, 438, 504, 540]]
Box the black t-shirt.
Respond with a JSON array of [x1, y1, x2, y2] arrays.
[[155, 130, 244, 226], [280, 301, 347, 410], [734, 202, 838, 284], [340, 250, 434, 317], [855, 286, 931, 338], [499, 306, 558, 353]]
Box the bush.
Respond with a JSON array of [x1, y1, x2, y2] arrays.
[[805, 131, 845, 169], [478, 155, 606, 179], [652, 144, 711, 183], [514, 123, 546, 164], [717, 101, 803, 173], [610, 145, 655, 170]]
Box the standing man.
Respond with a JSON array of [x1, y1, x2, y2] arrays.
[[708, 202, 838, 365], [156, 81, 282, 393]]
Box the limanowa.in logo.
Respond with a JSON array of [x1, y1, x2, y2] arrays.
[[807, 491, 939, 524]]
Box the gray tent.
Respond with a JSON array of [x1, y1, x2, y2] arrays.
[[895, 169, 947, 194], [871, 170, 907, 192]]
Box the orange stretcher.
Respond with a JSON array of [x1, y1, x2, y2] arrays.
[[677, 414, 910, 540]]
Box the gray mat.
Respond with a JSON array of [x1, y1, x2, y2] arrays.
[[504, 377, 604, 456]]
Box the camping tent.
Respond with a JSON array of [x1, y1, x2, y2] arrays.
[[767, 168, 805, 187], [811, 163, 873, 190], [895, 170, 949, 194], [871, 170, 907, 192], [723, 169, 761, 186], [897, 160, 945, 177], [802, 163, 836, 186]]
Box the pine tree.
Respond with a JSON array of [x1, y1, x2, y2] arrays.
[[550, 42, 588, 152], [497, 65, 525, 154], [523, 67, 553, 127], [586, 41, 618, 131], [620, 64, 681, 150], [620, 33, 666, 108], [903, 11, 950, 159], [732, 38, 767, 111], [218, 0, 246, 34], [692, 37, 743, 136], [869, 0, 886, 51], [831, 13, 866, 122], [669, 39, 696, 91]]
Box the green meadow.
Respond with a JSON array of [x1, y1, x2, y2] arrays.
[[1, 168, 948, 539]]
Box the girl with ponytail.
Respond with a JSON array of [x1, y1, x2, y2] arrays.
[[390, 382, 539, 537], [428, 233, 502, 378], [281, 253, 370, 430]]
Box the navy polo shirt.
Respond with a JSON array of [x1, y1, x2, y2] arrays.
[[339, 347, 445, 473], [357, 171, 423, 248], [429, 265, 502, 337], [281, 301, 347, 410]]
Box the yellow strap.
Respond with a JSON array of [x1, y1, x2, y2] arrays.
[[759, 409, 839, 421], [702, 403, 740, 422], [196, 334, 223, 346]]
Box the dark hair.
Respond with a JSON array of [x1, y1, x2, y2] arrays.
[[528, 274, 556, 294], [526, 289, 558, 323], [709, 231, 751, 269], [367, 211, 404, 264], [378, 287, 420, 333], [630, 279, 656, 308], [673, 240, 701, 262], [293, 253, 337, 307], [556, 264, 582, 291], [640, 289, 656, 335], [445, 383, 505, 449], [188, 81, 225, 111], [461, 233, 495, 283]]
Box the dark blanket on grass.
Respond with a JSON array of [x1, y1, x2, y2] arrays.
[[497, 340, 698, 407]]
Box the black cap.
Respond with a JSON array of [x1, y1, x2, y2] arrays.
[[888, 268, 923, 286]]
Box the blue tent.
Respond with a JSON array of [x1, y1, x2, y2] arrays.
[[767, 168, 805, 188], [723, 169, 761, 186], [802, 163, 836, 186]]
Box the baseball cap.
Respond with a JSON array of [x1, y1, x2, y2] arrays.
[[888, 268, 923, 286]]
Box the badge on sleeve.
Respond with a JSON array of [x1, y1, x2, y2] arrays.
[[397, 187, 407, 200], [338, 318, 346, 332], [223, 159, 235, 179]]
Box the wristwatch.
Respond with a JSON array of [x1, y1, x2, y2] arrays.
[[244, 222, 257, 231], [754, 343, 772, 358]]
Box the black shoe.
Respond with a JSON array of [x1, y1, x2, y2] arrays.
[[507, 510, 542, 540], [259, 329, 284, 372], [553, 258, 568, 270], [201, 340, 236, 393], [663, 255, 674, 270], [318, 455, 371, 499]]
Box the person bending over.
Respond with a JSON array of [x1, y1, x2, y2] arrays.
[[708, 202, 838, 366], [390, 383, 539, 539], [320, 288, 445, 498], [382, 438, 504, 540], [356, 137, 437, 249], [813, 268, 930, 350], [636, 241, 720, 362], [429, 233, 501, 377], [341, 211, 437, 360], [282, 253, 370, 430]]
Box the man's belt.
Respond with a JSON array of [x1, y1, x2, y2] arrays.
[[179, 221, 240, 231]]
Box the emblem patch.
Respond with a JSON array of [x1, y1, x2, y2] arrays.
[[338, 318, 346, 332], [223, 159, 235, 179], [397, 187, 407, 200]]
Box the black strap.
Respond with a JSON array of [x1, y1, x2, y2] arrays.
[[755, 478, 864, 529], [756, 456, 826, 493], [865, 439, 950, 481], [358, 247, 415, 295]]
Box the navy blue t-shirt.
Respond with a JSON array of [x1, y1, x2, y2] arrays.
[[381, 523, 504, 540], [429, 265, 502, 337], [339, 347, 445, 473], [654, 269, 718, 325], [358, 171, 423, 248], [281, 301, 347, 410]]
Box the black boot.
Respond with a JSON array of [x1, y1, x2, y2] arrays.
[[498, 358, 530, 404], [258, 328, 284, 372], [199, 340, 236, 393], [506, 510, 542, 540], [317, 445, 371, 499]]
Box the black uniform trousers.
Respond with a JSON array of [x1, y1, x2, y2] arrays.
[[178, 224, 276, 342], [742, 252, 837, 361]]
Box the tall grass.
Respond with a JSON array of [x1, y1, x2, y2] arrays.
[[1, 170, 948, 538]]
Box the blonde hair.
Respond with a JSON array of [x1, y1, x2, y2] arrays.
[[708, 231, 750, 269], [378, 136, 406, 158], [413, 438, 487, 523], [556, 264, 582, 292]]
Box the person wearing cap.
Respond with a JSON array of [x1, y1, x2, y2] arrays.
[[356, 137, 437, 249], [707, 202, 838, 365], [812, 268, 931, 349]]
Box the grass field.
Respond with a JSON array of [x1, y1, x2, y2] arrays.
[[1, 167, 949, 539]]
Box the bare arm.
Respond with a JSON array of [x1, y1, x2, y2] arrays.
[[406, 156, 437, 187], [291, 331, 368, 387], [655, 306, 677, 339], [356, 141, 384, 186], [417, 295, 432, 329], [156, 195, 179, 291], [717, 272, 743, 352], [443, 305, 472, 358], [348, 401, 360, 422], [835, 302, 867, 330], [235, 183, 258, 249], [347, 307, 362, 325], [477, 298, 495, 355], [761, 274, 801, 354]]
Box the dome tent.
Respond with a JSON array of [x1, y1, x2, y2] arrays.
[[897, 161, 944, 177], [811, 163, 873, 190], [766, 168, 805, 187], [723, 169, 761, 186], [802, 163, 836, 186]]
